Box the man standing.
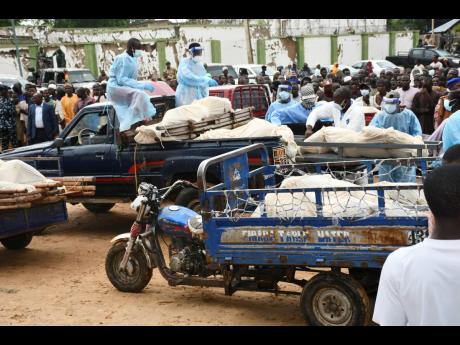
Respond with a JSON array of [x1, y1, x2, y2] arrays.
[[412, 77, 439, 134], [75, 87, 96, 113], [162, 61, 177, 81], [429, 55, 443, 70], [265, 84, 295, 122], [270, 84, 320, 125], [259, 65, 267, 77], [0, 85, 18, 151], [396, 74, 419, 110], [369, 91, 422, 182], [291, 83, 300, 102], [442, 89, 460, 153], [92, 83, 107, 103], [373, 164, 460, 326], [27, 93, 58, 144], [298, 63, 311, 79], [60, 83, 78, 127], [305, 87, 365, 137]]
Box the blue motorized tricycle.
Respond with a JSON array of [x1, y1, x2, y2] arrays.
[[105, 143, 430, 325]]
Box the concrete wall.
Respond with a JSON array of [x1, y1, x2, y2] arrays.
[[337, 35, 362, 65], [368, 33, 390, 60], [395, 31, 414, 54], [303, 36, 331, 67], [0, 21, 419, 79]]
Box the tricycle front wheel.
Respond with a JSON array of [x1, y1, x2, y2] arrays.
[[300, 272, 371, 326], [105, 241, 153, 293], [1, 233, 33, 250]]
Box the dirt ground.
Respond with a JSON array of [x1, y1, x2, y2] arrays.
[[0, 203, 308, 326]]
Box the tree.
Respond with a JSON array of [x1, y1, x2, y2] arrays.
[[53, 19, 131, 28]]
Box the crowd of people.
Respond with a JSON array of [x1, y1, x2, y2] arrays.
[[0, 79, 109, 150]]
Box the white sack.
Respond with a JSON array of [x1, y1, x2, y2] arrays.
[[0, 160, 48, 185]]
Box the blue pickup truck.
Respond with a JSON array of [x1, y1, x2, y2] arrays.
[[0, 98, 284, 214]]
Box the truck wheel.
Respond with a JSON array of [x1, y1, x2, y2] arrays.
[[82, 203, 116, 213], [1, 233, 33, 250], [174, 187, 201, 212], [105, 241, 152, 293], [348, 268, 381, 296], [300, 272, 371, 326]]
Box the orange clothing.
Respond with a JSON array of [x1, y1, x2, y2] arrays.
[[61, 94, 79, 124]]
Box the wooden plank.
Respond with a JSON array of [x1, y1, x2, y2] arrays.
[[65, 186, 97, 191], [0, 187, 28, 194], [0, 203, 32, 210], [51, 176, 96, 182]]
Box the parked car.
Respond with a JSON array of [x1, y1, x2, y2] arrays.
[[233, 64, 277, 83], [0, 82, 282, 214], [209, 84, 271, 118], [0, 74, 30, 91], [351, 60, 404, 75], [386, 47, 460, 68], [204, 64, 238, 82], [39, 68, 98, 89]]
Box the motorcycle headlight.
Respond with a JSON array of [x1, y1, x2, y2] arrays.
[[138, 182, 153, 196]]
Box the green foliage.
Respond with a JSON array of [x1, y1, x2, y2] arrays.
[[53, 19, 131, 28]]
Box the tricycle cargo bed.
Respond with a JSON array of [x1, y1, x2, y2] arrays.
[[0, 201, 68, 240]]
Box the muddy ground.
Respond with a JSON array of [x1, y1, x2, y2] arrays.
[[0, 204, 309, 325]]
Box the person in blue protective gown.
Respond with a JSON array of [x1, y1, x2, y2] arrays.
[[206, 73, 219, 87], [265, 83, 295, 122], [175, 43, 211, 107], [269, 83, 321, 125], [369, 90, 423, 183], [442, 89, 460, 153], [106, 38, 156, 132]]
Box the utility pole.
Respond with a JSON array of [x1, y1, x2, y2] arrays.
[[244, 19, 254, 64], [431, 19, 435, 45], [11, 19, 24, 78]]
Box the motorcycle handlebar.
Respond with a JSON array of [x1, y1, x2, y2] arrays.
[[159, 180, 193, 200]]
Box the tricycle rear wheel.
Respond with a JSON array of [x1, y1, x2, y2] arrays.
[[105, 241, 152, 293], [1, 233, 33, 250], [300, 272, 371, 326]]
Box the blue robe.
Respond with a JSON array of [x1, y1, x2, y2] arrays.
[[270, 102, 320, 125], [442, 110, 460, 153], [175, 57, 209, 107], [107, 52, 156, 132], [265, 100, 295, 122], [369, 108, 423, 183]]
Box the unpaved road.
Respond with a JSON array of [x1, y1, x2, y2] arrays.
[[0, 204, 306, 325]]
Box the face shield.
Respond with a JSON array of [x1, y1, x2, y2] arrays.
[[189, 46, 203, 62], [277, 85, 292, 103], [382, 96, 401, 114]]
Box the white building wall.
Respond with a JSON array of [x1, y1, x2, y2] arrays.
[[304, 36, 331, 67], [337, 35, 362, 65], [395, 31, 414, 54], [265, 39, 292, 67], [368, 33, 390, 60]]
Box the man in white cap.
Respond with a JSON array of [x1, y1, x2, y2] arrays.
[[269, 84, 320, 125], [305, 86, 365, 137]]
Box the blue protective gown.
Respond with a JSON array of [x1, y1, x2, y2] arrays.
[[265, 100, 295, 122], [175, 57, 209, 107], [107, 52, 156, 132], [369, 108, 423, 183], [442, 110, 460, 153], [270, 102, 320, 125]]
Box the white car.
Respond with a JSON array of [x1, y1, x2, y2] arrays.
[[351, 60, 404, 75], [0, 74, 30, 92], [233, 64, 277, 83]]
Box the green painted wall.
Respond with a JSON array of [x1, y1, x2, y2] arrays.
[[256, 39, 266, 65], [156, 41, 167, 74], [361, 34, 369, 60], [389, 32, 396, 56], [84, 44, 98, 77], [330, 35, 338, 64], [28, 45, 38, 71], [210, 40, 221, 63], [296, 37, 304, 66], [413, 31, 420, 48]]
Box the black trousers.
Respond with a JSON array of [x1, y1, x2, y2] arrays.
[[31, 128, 48, 144], [0, 127, 18, 151]]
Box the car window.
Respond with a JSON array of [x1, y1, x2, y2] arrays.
[[65, 110, 111, 145], [43, 71, 55, 83], [69, 71, 96, 83], [434, 49, 449, 57], [352, 62, 364, 69], [239, 68, 250, 76], [411, 49, 424, 58], [424, 50, 437, 60], [376, 61, 396, 68], [56, 72, 65, 84]]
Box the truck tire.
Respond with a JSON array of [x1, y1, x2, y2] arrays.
[[1, 233, 33, 250], [300, 272, 371, 326], [82, 203, 116, 213], [105, 241, 152, 293], [174, 187, 201, 212]]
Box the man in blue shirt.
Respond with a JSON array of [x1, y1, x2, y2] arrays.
[[269, 84, 320, 126], [369, 90, 423, 182], [265, 83, 295, 122], [442, 88, 460, 153]]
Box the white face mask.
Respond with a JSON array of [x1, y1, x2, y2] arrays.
[[382, 103, 398, 114], [192, 56, 202, 63], [444, 99, 453, 112], [278, 91, 291, 103], [133, 49, 143, 58], [360, 89, 370, 97]]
